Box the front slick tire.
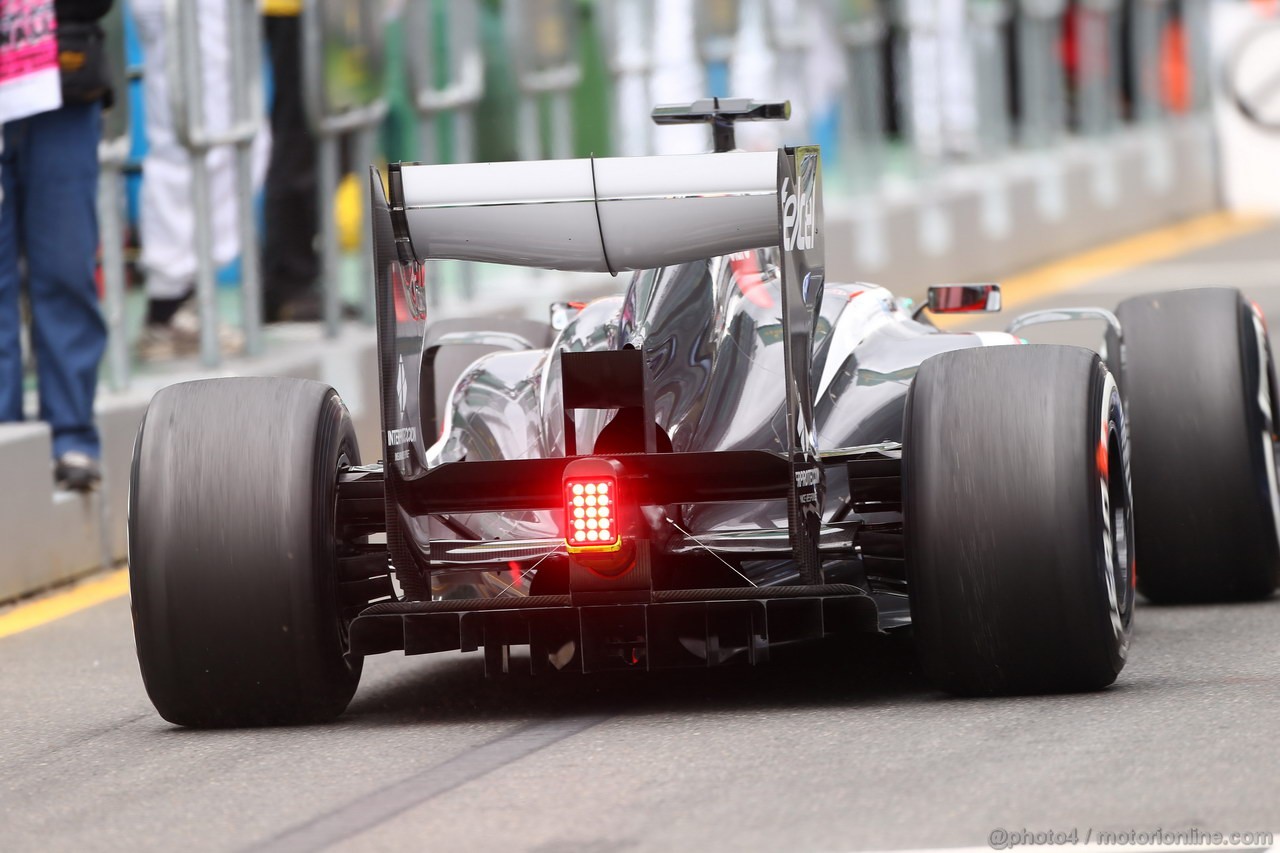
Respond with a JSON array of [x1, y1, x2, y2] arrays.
[[904, 346, 1135, 695], [130, 378, 362, 727]]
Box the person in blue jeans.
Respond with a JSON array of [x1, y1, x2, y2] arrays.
[[0, 0, 114, 491]]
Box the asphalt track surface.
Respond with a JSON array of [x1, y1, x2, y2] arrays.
[[4, 222, 1280, 853]]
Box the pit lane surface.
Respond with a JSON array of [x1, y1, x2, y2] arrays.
[[3, 223, 1280, 852]]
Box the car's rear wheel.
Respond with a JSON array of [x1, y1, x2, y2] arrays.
[[1107, 287, 1280, 603], [904, 345, 1134, 694], [130, 377, 363, 727]]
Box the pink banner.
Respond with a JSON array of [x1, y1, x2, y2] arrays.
[[0, 0, 61, 123]]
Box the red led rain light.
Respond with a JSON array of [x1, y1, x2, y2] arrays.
[[564, 478, 620, 553]]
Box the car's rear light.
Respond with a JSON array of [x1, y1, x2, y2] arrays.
[[562, 458, 633, 578], [565, 477, 620, 552]]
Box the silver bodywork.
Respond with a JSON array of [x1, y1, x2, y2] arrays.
[[423, 256, 1018, 595], [398, 152, 778, 272], [374, 150, 1019, 600]]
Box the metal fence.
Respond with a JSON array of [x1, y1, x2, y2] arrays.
[[507, 0, 582, 161], [302, 0, 390, 335], [168, 0, 265, 366], [95, 0, 1217, 389], [405, 0, 485, 304], [98, 2, 133, 390]]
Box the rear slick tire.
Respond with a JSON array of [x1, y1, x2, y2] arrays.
[[130, 378, 362, 727], [904, 346, 1135, 695], [1108, 288, 1280, 603]]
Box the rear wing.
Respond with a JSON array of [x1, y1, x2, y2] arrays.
[[393, 151, 778, 274], [372, 147, 826, 580]]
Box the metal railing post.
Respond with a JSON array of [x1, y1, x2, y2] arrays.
[[405, 0, 485, 304], [832, 0, 889, 192], [517, 95, 542, 162], [1077, 0, 1120, 136], [190, 156, 220, 366], [1180, 0, 1212, 113], [169, 0, 218, 367], [354, 124, 378, 323], [164, 0, 265, 367], [1129, 0, 1168, 124], [696, 0, 740, 99], [228, 0, 264, 356], [1016, 4, 1038, 145], [317, 135, 342, 334], [548, 91, 574, 160], [97, 154, 129, 391], [99, 2, 131, 391], [301, 0, 390, 337], [406, 0, 484, 165], [1015, 0, 1068, 148], [892, 0, 941, 179], [763, 0, 815, 148], [969, 0, 1013, 156], [505, 0, 582, 161], [598, 0, 655, 158]]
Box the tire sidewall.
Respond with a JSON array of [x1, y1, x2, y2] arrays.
[[129, 379, 362, 726], [1093, 370, 1135, 672], [1239, 300, 1280, 568]]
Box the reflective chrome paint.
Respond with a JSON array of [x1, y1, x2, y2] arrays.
[[417, 257, 1012, 593], [1007, 306, 1123, 339]]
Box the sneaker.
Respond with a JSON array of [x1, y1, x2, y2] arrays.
[[136, 298, 245, 362], [55, 451, 101, 492]]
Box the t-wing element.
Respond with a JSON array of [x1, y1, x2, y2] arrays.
[[651, 97, 792, 152], [391, 152, 778, 274]]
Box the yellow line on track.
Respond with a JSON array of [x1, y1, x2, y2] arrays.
[[0, 568, 129, 640], [1000, 211, 1273, 309], [934, 210, 1275, 327]]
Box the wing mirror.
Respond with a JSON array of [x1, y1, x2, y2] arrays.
[[921, 283, 1002, 316]]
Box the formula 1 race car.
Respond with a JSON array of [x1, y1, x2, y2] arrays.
[[128, 100, 1280, 727]]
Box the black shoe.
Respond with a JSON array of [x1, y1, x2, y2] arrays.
[[267, 290, 361, 323], [55, 451, 101, 493]]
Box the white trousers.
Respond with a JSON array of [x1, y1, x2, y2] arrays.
[[132, 0, 269, 299]]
